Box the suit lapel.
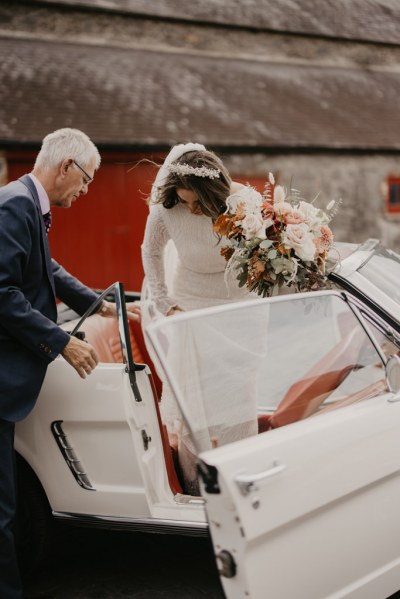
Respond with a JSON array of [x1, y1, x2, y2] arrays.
[[19, 175, 56, 296]]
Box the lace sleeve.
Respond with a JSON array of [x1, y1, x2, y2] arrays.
[[141, 206, 177, 315]]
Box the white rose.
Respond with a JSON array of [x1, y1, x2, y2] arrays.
[[227, 186, 263, 214], [298, 201, 324, 229], [241, 213, 265, 240], [283, 223, 316, 261]]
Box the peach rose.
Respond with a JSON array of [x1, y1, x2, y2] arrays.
[[283, 208, 305, 225], [315, 225, 334, 253], [283, 223, 316, 262]]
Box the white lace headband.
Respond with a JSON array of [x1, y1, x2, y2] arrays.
[[150, 143, 207, 205], [167, 162, 221, 180]]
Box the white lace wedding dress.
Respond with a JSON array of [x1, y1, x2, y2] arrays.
[[141, 202, 258, 495], [141, 202, 252, 314]]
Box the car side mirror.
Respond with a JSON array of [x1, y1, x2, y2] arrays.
[[385, 354, 400, 394]]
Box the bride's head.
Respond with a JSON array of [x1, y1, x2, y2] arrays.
[[155, 149, 232, 219]]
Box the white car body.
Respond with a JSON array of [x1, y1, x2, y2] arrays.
[[15, 240, 400, 598]]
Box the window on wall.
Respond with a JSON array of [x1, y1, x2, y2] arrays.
[[386, 177, 400, 213]]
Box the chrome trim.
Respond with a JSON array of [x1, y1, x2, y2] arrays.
[[52, 512, 209, 537], [173, 493, 205, 505], [235, 461, 286, 496], [51, 421, 95, 491]]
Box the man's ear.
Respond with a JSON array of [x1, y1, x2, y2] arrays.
[[60, 158, 74, 178]]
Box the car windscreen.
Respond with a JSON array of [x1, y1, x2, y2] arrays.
[[358, 246, 400, 305], [146, 292, 387, 458]]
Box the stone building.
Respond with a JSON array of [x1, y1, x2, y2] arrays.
[[1, 0, 400, 289]]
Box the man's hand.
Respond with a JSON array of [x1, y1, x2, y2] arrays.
[[61, 336, 99, 379], [99, 300, 141, 323]]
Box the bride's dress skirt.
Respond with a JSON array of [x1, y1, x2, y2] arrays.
[[144, 241, 266, 496]]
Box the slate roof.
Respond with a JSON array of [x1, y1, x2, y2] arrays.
[[1, 35, 399, 150], [35, 0, 400, 45]]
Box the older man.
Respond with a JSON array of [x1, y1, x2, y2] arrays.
[[0, 128, 139, 598]]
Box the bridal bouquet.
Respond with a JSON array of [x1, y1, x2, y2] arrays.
[[213, 173, 339, 297]]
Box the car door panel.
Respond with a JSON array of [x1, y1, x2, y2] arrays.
[[16, 356, 155, 518], [15, 282, 161, 521], [199, 397, 400, 599]]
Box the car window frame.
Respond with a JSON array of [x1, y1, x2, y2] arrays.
[[70, 281, 144, 401]]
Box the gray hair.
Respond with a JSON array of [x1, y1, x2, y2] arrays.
[[34, 128, 101, 171]]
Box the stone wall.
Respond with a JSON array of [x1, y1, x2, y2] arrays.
[[225, 153, 400, 250]]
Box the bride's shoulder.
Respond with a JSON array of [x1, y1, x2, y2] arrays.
[[148, 202, 168, 225], [149, 201, 164, 214]]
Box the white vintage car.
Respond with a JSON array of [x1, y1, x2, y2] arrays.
[[15, 238, 400, 599]]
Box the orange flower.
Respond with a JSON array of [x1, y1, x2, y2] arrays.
[[254, 259, 265, 275], [277, 243, 289, 255], [213, 214, 237, 237], [220, 246, 235, 261]]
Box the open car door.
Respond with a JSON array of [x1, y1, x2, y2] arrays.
[[146, 291, 400, 599], [15, 282, 162, 526]]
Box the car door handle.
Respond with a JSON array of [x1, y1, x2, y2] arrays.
[[235, 461, 286, 496]]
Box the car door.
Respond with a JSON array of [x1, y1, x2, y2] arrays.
[[15, 282, 162, 523], [146, 291, 400, 599]]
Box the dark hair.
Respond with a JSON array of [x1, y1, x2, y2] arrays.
[[154, 150, 232, 220]]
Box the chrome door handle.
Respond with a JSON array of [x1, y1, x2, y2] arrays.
[[235, 461, 286, 496]]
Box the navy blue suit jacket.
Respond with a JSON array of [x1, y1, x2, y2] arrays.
[[0, 175, 99, 421]]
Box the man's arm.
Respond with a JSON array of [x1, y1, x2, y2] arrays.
[[0, 194, 70, 360], [0, 193, 99, 377]]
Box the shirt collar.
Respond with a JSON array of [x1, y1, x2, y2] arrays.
[[28, 173, 50, 215]]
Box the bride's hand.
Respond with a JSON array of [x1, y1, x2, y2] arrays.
[[166, 306, 184, 316]]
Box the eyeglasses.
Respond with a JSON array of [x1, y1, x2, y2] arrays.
[[73, 160, 93, 186]]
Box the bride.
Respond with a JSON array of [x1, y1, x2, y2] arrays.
[[141, 143, 261, 494]]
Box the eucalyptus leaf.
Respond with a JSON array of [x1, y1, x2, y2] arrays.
[[259, 239, 273, 249], [237, 271, 248, 287], [271, 284, 279, 296]]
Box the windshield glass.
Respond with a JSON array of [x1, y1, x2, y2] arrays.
[[358, 246, 400, 304], [147, 293, 386, 461]]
